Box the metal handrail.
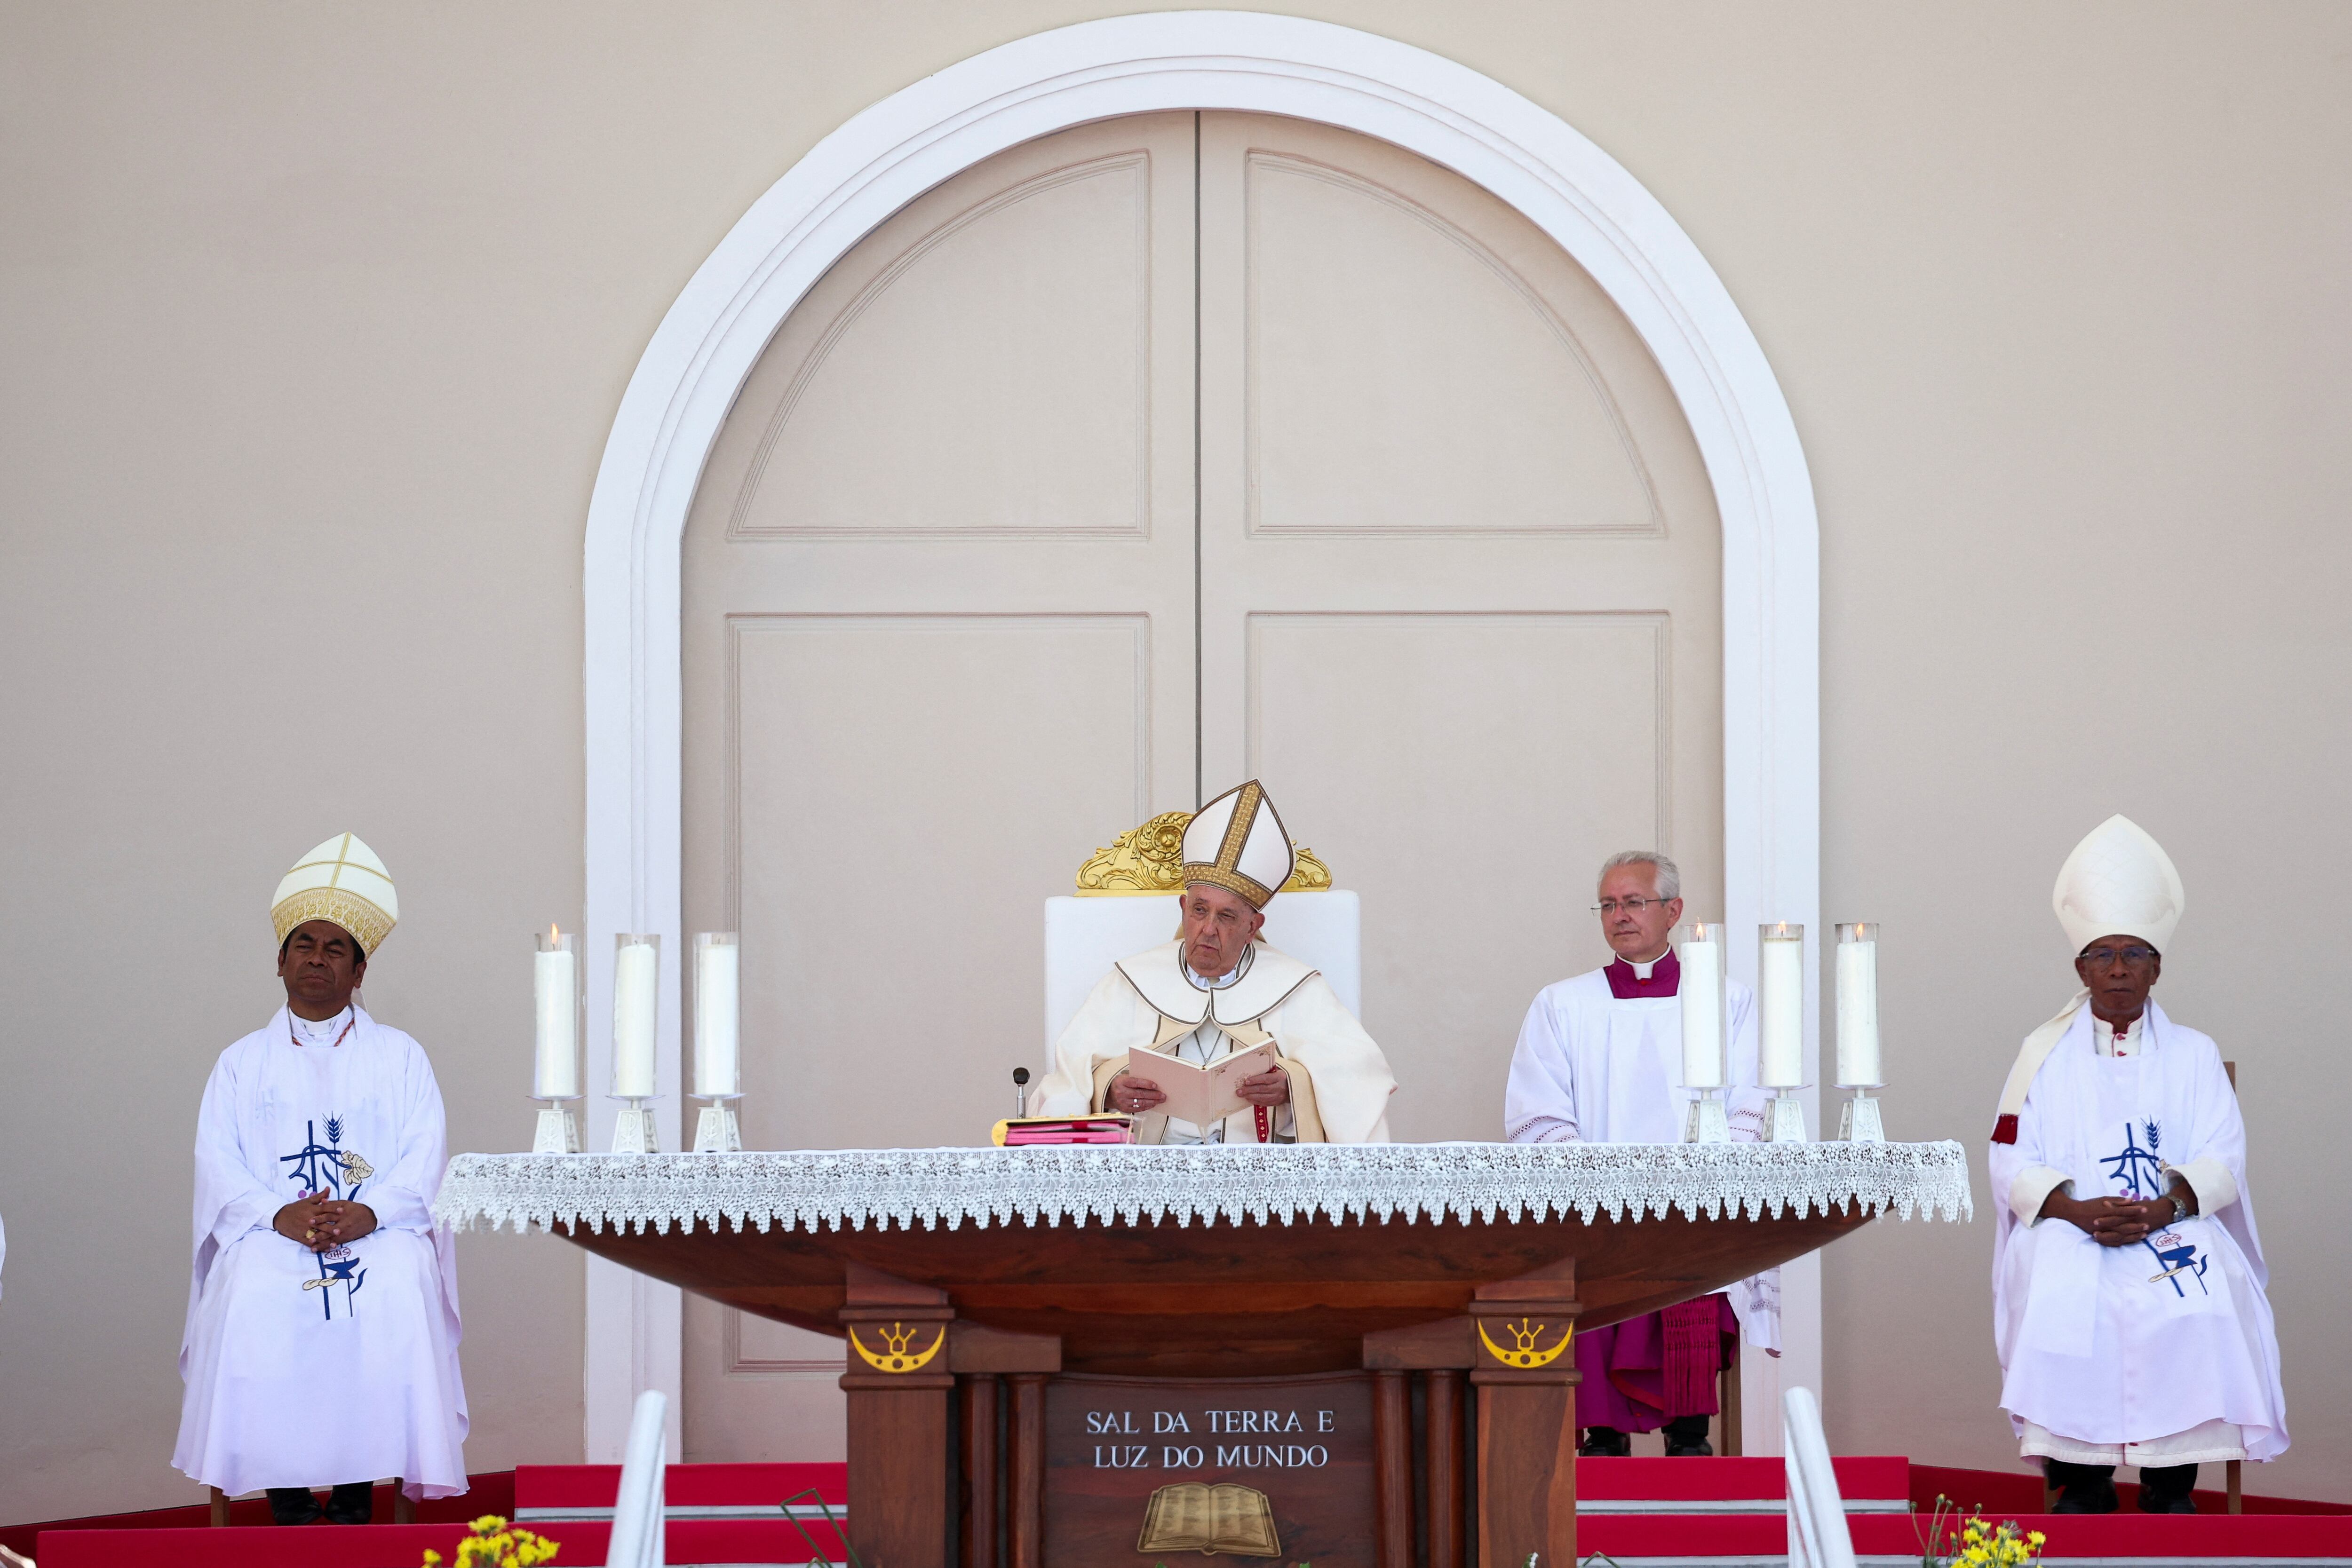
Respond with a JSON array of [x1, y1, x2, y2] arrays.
[[607, 1389, 669, 1568], [1784, 1386, 1857, 1568]]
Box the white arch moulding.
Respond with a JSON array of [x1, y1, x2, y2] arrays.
[[580, 10, 1823, 1461]]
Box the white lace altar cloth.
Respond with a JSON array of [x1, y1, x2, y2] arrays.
[[435, 1141, 1971, 1236]]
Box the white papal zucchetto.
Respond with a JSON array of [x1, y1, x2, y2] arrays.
[[1181, 781, 1296, 910], [271, 832, 399, 956], [2051, 813, 2184, 955]]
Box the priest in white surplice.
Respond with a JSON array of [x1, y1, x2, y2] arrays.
[[1035, 782, 1396, 1143], [1503, 851, 1776, 1456], [1989, 816, 2285, 1513], [174, 835, 468, 1524]]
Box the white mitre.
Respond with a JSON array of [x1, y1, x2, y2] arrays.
[[2051, 813, 2184, 954], [271, 832, 399, 956], [1992, 814, 2185, 1138], [1180, 780, 1295, 910]]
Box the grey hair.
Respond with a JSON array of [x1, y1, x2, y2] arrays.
[[1599, 850, 1680, 901]]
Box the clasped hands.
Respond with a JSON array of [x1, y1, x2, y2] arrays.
[[2042, 1180, 2193, 1247], [1111, 1067, 1289, 1116], [274, 1193, 378, 1252]]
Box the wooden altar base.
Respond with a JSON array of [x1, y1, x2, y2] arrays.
[[561, 1202, 1872, 1568]]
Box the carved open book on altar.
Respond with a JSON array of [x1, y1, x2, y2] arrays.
[[1132, 1041, 1276, 1127], [1136, 1481, 1281, 1557]]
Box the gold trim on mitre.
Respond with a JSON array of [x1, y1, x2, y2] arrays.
[[1077, 811, 1333, 897], [1180, 781, 1294, 911], [271, 832, 398, 956]]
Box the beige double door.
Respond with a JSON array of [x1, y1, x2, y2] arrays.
[[679, 112, 1722, 1459]]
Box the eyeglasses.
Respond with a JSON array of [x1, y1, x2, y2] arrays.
[[2080, 944, 2159, 967], [1593, 897, 1673, 916]]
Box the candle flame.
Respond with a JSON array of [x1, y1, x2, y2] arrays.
[[550, 923, 560, 942]]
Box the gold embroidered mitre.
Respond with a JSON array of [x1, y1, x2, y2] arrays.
[[271, 832, 399, 955], [1179, 781, 1295, 911]]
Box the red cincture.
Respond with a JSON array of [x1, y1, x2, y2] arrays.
[[1990, 1113, 2019, 1145], [1255, 1105, 1271, 1143]]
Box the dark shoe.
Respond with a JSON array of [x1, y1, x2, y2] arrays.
[[1663, 1414, 1714, 1456], [323, 1481, 377, 1525], [1578, 1425, 1632, 1457], [2046, 1459, 2119, 1513], [2139, 1464, 2199, 1514], [266, 1487, 324, 1526]]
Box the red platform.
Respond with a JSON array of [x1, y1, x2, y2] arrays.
[[26, 1457, 2352, 1566]]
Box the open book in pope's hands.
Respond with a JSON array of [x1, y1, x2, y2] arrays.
[[1136, 1481, 1281, 1556], [1127, 1041, 1277, 1128]]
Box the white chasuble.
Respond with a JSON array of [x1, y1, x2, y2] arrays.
[[175, 1007, 469, 1497], [1989, 1003, 2286, 1461], [1034, 940, 1396, 1144], [1503, 966, 1781, 1350]]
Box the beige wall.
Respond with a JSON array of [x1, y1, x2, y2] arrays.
[[1, 0, 2344, 1523]]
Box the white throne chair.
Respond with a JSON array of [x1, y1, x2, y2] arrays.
[[1043, 810, 1360, 1052]]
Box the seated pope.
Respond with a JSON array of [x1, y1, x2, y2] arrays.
[[1033, 781, 1397, 1143]]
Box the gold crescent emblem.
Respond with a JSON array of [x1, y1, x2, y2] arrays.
[[847, 1321, 946, 1374], [1477, 1316, 1573, 1369]]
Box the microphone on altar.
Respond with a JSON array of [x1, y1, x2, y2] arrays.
[[1012, 1066, 1030, 1118]]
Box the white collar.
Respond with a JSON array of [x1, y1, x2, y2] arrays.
[[1183, 944, 1253, 990], [1118, 939, 1318, 1025]]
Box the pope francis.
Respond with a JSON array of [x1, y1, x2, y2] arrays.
[[1033, 782, 1396, 1143]]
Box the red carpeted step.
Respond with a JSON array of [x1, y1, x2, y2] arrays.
[[514, 1459, 846, 1519], [36, 1518, 849, 1568], [1576, 1454, 1912, 1511]]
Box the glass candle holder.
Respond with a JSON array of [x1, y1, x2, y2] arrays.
[[692, 932, 741, 1100], [611, 932, 662, 1101], [1834, 922, 1883, 1090], [532, 927, 583, 1101], [1757, 922, 1806, 1091]]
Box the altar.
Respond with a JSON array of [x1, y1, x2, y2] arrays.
[[438, 1140, 1970, 1568]]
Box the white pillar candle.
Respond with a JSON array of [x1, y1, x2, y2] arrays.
[[1676, 923, 1725, 1090], [612, 935, 660, 1100], [533, 931, 580, 1100], [693, 934, 740, 1098], [1758, 923, 1806, 1089], [1835, 923, 1882, 1088]]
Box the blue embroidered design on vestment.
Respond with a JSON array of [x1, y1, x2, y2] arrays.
[[2101, 1120, 2166, 1199], [2101, 1121, 2208, 1298], [2142, 1230, 2209, 1297], [281, 1117, 369, 1320]]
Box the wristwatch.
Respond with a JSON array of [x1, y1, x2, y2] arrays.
[[2164, 1193, 2189, 1225]]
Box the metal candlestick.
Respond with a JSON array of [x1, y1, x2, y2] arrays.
[[532, 1101, 582, 1153], [1766, 1088, 1810, 1143], [1682, 1087, 1733, 1144], [1836, 1087, 1886, 1143], [692, 1097, 742, 1153], [612, 1097, 660, 1154]]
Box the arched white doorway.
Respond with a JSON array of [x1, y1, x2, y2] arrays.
[[580, 10, 1822, 1460]]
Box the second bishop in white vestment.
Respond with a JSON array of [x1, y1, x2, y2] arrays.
[[1988, 816, 2287, 1478], [174, 836, 469, 1501]]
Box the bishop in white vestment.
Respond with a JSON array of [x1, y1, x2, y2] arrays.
[[1989, 816, 2286, 1513], [174, 836, 469, 1522], [1504, 851, 1776, 1455], [1035, 782, 1397, 1144]]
